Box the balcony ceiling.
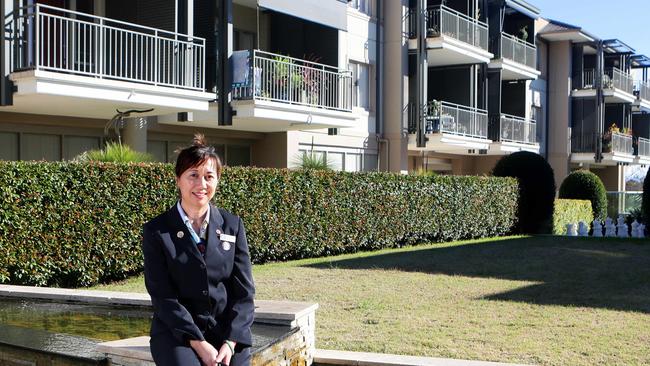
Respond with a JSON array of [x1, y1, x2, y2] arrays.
[[489, 59, 541, 80], [408, 38, 493, 67], [159, 100, 358, 133]]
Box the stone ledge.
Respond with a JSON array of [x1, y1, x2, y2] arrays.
[[0, 285, 318, 325], [96, 336, 154, 362], [314, 350, 535, 366]]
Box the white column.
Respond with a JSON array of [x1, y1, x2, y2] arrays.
[[383, 0, 408, 173], [122, 117, 148, 153]]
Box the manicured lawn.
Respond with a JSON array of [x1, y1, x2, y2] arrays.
[[92, 236, 650, 366]]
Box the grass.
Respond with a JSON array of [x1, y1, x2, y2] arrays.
[[91, 236, 650, 366]]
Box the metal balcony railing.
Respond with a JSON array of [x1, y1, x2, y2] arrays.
[[634, 80, 650, 101], [609, 132, 634, 154], [5, 4, 205, 91], [412, 101, 488, 139], [571, 131, 633, 155], [231, 50, 352, 112], [500, 114, 537, 144], [408, 5, 489, 52], [500, 32, 536, 69], [636, 136, 650, 157], [579, 68, 633, 95], [606, 68, 634, 94]]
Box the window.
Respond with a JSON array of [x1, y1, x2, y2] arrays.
[[226, 145, 251, 167], [0, 132, 19, 161], [348, 0, 372, 16], [328, 152, 344, 171], [147, 140, 168, 162], [22, 134, 61, 161], [345, 153, 362, 172], [349, 61, 370, 110], [64, 136, 100, 161]]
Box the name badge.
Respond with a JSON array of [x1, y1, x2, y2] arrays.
[[220, 234, 236, 243]]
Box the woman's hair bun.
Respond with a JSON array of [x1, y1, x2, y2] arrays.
[[192, 133, 208, 147]]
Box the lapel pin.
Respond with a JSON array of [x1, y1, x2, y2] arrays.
[[177, 231, 184, 239], [216, 229, 222, 235], [222, 241, 231, 251]]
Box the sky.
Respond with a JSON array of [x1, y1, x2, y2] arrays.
[[533, 0, 650, 57]]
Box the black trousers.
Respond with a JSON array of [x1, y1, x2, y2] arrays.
[[150, 330, 251, 366]]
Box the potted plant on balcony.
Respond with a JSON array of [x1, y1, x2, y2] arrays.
[[518, 25, 528, 43], [425, 100, 442, 133], [299, 54, 323, 106], [270, 55, 304, 103], [602, 123, 619, 153]]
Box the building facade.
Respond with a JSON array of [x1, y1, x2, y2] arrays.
[[0, 0, 647, 195]]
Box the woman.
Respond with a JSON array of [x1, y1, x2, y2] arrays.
[[143, 134, 255, 366]]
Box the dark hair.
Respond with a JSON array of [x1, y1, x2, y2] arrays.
[[175, 133, 223, 178]]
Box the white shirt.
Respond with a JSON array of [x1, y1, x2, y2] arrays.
[[177, 201, 210, 241]]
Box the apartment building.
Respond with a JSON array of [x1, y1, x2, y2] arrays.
[[0, 0, 381, 171], [537, 18, 650, 192], [400, 0, 541, 175]]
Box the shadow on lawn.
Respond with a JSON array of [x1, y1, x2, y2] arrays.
[[305, 237, 650, 313]]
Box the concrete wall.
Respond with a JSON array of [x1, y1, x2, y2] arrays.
[[251, 132, 288, 168], [591, 165, 623, 192], [408, 152, 500, 176]]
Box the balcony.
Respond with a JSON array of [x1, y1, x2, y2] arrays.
[[407, 5, 493, 67], [571, 131, 635, 165], [2, 4, 214, 118], [572, 67, 636, 103], [161, 50, 358, 132], [489, 114, 539, 154], [633, 80, 650, 111], [634, 136, 650, 165], [407, 101, 492, 153], [488, 32, 540, 80]]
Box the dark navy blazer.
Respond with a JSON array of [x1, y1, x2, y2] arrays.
[[142, 203, 255, 349]]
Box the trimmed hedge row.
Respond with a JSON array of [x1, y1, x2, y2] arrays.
[[553, 199, 594, 235], [0, 162, 518, 287]]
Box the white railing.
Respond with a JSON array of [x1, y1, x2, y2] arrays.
[[6, 4, 205, 91], [581, 69, 596, 89], [423, 101, 488, 138], [422, 5, 488, 51], [500, 32, 536, 69], [611, 132, 633, 155], [500, 114, 537, 144], [637, 137, 650, 157], [231, 50, 352, 112], [579, 68, 633, 95], [606, 68, 634, 95], [634, 80, 650, 101]]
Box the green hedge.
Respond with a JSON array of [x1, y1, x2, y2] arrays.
[[559, 170, 608, 220], [492, 151, 556, 234], [0, 162, 518, 287], [553, 199, 594, 235]]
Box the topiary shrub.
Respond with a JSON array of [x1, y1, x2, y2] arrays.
[[553, 199, 593, 235], [492, 151, 556, 234], [641, 169, 650, 225], [559, 170, 608, 220]]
